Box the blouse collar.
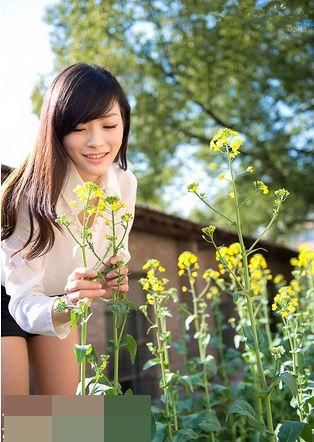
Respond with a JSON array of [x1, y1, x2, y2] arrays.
[[60, 160, 122, 216]]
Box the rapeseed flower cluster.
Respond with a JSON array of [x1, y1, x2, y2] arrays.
[[177, 252, 199, 292], [187, 182, 199, 193], [73, 182, 105, 201], [202, 269, 224, 300], [270, 345, 285, 360], [209, 128, 243, 159], [273, 189, 290, 214], [55, 213, 71, 227], [254, 180, 269, 195], [140, 259, 167, 305], [248, 254, 272, 295], [105, 196, 126, 212], [290, 243, 314, 276], [215, 242, 243, 276], [272, 285, 299, 318]]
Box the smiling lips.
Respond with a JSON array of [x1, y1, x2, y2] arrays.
[[83, 152, 109, 159]]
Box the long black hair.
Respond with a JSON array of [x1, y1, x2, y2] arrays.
[[1, 63, 131, 260]]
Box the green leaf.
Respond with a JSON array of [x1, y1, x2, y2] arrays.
[[147, 324, 158, 334], [70, 310, 79, 328], [165, 372, 176, 386], [177, 375, 194, 393], [107, 301, 128, 328], [201, 334, 211, 347], [173, 428, 199, 441], [300, 424, 313, 442], [199, 414, 221, 433], [243, 325, 266, 352], [89, 383, 113, 395], [124, 388, 133, 396], [74, 344, 92, 364], [277, 421, 306, 442], [76, 377, 94, 395], [151, 412, 156, 439], [153, 422, 167, 442], [126, 334, 137, 364], [279, 372, 298, 397], [142, 358, 159, 371], [185, 314, 195, 331], [227, 400, 270, 434], [227, 399, 257, 420]]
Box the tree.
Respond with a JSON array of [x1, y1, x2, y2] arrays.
[[32, 0, 313, 242]]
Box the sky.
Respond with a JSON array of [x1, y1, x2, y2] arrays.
[[1, 0, 54, 167]]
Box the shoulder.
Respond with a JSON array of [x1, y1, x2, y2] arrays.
[[112, 162, 137, 189]]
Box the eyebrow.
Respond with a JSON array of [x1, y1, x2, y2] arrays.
[[98, 112, 119, 119]]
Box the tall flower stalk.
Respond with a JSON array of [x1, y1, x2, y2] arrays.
[[139, 259, 179, 439], [188, 128, 290, 440], [178, 251, 216, 442], [55, 182, 135, 395]]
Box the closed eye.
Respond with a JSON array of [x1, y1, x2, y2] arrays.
[[73, 124, 118, 132]]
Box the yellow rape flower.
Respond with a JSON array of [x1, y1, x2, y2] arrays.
[[69, 200, 78, 207], [209, 162, 217, 169], [229, 192, 235, 199], [178, 251, 198, 269], [246, 166, 254, 173], [254, 180, 269, 195], [146, 294, 154, 305]]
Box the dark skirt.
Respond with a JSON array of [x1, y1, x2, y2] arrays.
[[1, 285, 62, 339]]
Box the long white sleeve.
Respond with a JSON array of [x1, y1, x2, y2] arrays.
[[1, 208, 71, 339]]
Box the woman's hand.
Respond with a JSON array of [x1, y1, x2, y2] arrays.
[[64, 267, 108, 306], [100, 255, 129, 295]]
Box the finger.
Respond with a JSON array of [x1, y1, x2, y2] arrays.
[[65, 279, 102, 294], [69, 268, 97, 281], [106, 275, 128, 287], [67, 289, 107, 302], [106, 266, 129, 279], [114, 283, 129, 292]]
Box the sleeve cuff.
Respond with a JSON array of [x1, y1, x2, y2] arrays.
[[48, 297, 72, 340]]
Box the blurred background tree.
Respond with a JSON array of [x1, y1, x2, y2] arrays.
[[31, 0, 313, 245]]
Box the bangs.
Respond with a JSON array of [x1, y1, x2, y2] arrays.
[[56, 71, 119, 138]]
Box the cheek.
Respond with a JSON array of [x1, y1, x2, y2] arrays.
[[63, 136, 80, 156]]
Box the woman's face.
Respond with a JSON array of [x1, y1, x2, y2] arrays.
[[63, 101, 124, 182]]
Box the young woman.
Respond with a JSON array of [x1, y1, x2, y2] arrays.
[[1, 63, 137, 396]]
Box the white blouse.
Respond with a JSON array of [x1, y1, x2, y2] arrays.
[[1, 160, 137, 339]]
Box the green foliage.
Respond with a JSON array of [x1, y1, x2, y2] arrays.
[[277, 420, 307, 442], [34, 0, 313, 241]]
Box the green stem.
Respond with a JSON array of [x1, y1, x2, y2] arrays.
[[154, 304, 173, 440], [79, 189, 92, 396], [228, 153, 275, 440], [113, 309, 119, 394], [188, 269, 215, 441], [283, 318, 304, 422], [80, 245, 88, 396], [160, 315, 178, 433], [195, 191, 235, 224]]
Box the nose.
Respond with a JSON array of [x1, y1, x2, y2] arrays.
[[86, 130, 105, 149]]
